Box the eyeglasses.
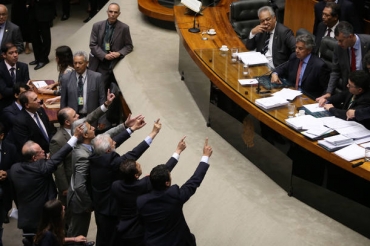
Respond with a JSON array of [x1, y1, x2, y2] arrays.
[[347, 83, 358, 88], [259, 17, 272, 24]]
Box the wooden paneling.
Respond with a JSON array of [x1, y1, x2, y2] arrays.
[[284, 0, 317, 34]]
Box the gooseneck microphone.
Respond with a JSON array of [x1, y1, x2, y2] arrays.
[[188, 1, 217, 33]]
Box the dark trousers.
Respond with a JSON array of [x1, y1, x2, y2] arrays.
[[62, 0, 70, 16], [94, 212, 118, 246], [67, 211, 91, 237], [29, 12, 51, 63]]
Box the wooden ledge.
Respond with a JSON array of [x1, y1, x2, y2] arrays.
[[138, 0, 174, 22]]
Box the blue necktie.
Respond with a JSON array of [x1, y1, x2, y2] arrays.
[[10, 67, 15, 84], [34, 113, 49, 142]]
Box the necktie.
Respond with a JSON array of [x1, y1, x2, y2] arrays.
[[78, 75, 83, 113], [351, 47, 356, 71], [348, 95, 356, 109], [295, 60, 303, 89], [262, 32, 270, 55], [10, 67, 15, 84], [34, 113, 49, 141], [326, 28, 332, 37]]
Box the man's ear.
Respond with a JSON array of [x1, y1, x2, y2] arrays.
[[165, 181, 170, 187]]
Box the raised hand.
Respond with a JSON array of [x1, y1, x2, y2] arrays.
[[175, 136, 187, 154]]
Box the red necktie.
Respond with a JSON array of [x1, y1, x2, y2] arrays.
[[351, 47, 356, 71], [295, 60, 303, 89]]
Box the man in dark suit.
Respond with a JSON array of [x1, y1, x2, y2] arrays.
[[0, 123, 17, 245], [0, 83, 30, 134], [27, 0, 55, 70], [271, 34, 330, 99], [89, 118, 158, 246], [246, 5, 295, 68], [0, 5, 24, 53], [111, 136, 187, 246], [314, 2, 340, 54], [317, 21, 370, 103], [89, 3, 133, 90], [137, 138, 212, 246], [313, 0, 363, 35], [60, 51, 106, 123], [9, 126, 82, 234], [12, 90, 53, 154], [0, 43, 29, 112]]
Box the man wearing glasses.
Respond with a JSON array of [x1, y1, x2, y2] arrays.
[[246, 6, 295, 69]]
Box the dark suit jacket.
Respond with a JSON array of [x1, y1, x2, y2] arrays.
[[0, 101, 21, 133], [0, 61, 30, 111], [275, 53, 330, 99], [326, 34, 370, 94], [328, 90, 370, 122], [0, 138, 17, 211], [137, 162, 210, 246], [0, 21, 24, 53], [89, 130, 150, 217], [314, 22, 330, 54], [89, 20, 133, 71], [10, 143, 73, 231], [246, 22, 295, 67], [12, 108, 52, 154], [60, 69, 105, 118], [313, 0, 363, 35], [111, 156, 178, 239], [27, 0, 56, 22]]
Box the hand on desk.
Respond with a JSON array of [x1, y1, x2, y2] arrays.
[[317, 98, 327, 107], [323, 104, 334, 111], [270, 73, 282, 84], [316, 93, 331, 106], [347, 109, 355, 120]]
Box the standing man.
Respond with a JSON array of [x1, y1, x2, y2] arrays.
[[0, 43, 29, 112], [314, 2, 340, 54], [317, 21, 370, 104], [27, 0, 55, 70], [271, 34, 330, 99], [60, 51, 106, 125], [89, 3, 133, 91], [246, 5, 295, 68], [137, 138, 213, 246], [0, 5, 24, 54], [10, 126, 82, 235]]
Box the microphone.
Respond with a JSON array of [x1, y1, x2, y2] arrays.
[[256, 60, 289, 94], [188, 1, 217, 33]]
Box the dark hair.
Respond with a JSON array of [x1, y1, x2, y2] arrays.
[[13, 83, 30, 95], [57, 107, 71, 126], [325, 2, 341, 19], [0, 122, 4, 135], [334, 21, 354, 37], [34, 200, 65, 245], [349, 70, 370, 91], [1, 42, 16, 54], [119, 159, 138, 183], [56, 46, 73, 73], [150, 164, 170, 190], [19, 90, 31, 108]]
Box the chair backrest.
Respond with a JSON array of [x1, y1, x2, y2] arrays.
[[230, 0, 270, 40], [319, 36, 337, 69]]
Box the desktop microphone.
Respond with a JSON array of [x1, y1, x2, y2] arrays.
[[188, 1, 217, 33]]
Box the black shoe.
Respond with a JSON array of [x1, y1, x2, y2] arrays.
[[3, 215, 9, 224], [83, 16, 92, 23], [61, 14, 69, 21], [34, 61, 49, 70], [29, 60, 38, 65]]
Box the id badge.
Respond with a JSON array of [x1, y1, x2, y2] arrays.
[[78, 96, 84, 105], [105, 42, 110, 51]]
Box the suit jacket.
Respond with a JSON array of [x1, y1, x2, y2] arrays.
[[89, 20, 133, 71], [0, 138, 17, 212], [0, 21, 24, 53], [137, 162, 210, 246], [246, 22, 295, 68], [315, 22, 329, 54], [326, 34, 370, 95], [10, 143, 73, 231], [111, 156, 178, 239], [27, 0, 56, 22], [313, 0, 363, 35], [275, 53, 330, 99], [50, 106, 105, 195], [89, 130, 150, 217], [60, 69, 105, 117], [328, 90, 370, 121], [12, 108, 52, 154], [0, 60, 30, 111], [0, 101, 21, 133]]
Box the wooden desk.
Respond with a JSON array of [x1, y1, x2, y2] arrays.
[[32, 80, 59, 122], [174, 5, 370, 181]]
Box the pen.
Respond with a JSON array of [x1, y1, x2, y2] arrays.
[[352, 161, 365, 168]]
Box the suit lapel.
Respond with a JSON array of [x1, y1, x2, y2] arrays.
[[98, 22, 105, 46], [0, 61, 12, 85]]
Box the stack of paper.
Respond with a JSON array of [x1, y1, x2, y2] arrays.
[[285, 115, 322, 130], [322, 117, 370, 139], [237, 51, 269, 66], [303, 103, 326, 113], [324, 135, 353, 146], [238, 79, 258, 85], [334, 144, 365, 161], [272, 88, 302, 101], [181, 0, 202, 12], [255, 96, 289, 109]]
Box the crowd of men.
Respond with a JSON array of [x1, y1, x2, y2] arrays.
[[0, 0, 370, 245]]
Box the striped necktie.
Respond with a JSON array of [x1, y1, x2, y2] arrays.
[[262, 32, 271, 55]]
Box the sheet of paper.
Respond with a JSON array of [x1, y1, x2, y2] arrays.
[[272, 88, 302, 101], [237, 51, 269, 66], [238, 79, 258, 85], [334, 144, 365, 161], [303, 103, 326, 113], [32, 81, 48, 88]]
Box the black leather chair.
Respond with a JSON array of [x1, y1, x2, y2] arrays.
[[229, 0, 270, 44]]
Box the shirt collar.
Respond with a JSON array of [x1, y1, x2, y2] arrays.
[[302, 53, 312, 64], [4, 60, 16, 70], [76, 70, 87, 80], [353, 34, 361, 50], [15, 101, 22, 110]]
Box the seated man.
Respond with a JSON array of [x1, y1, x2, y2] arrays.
[[319, 70, 370, 127], [137, 138, 212, 246], [271, 34, 330, 99], [246, 5, 295, 68]]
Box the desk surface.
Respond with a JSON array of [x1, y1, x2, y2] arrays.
[[174, 6, 370, 181]]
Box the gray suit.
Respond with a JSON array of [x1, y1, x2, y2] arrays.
[[326, 34, 370, 95], [60, 69, 105, 121], [1, 21, 24, 54]]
